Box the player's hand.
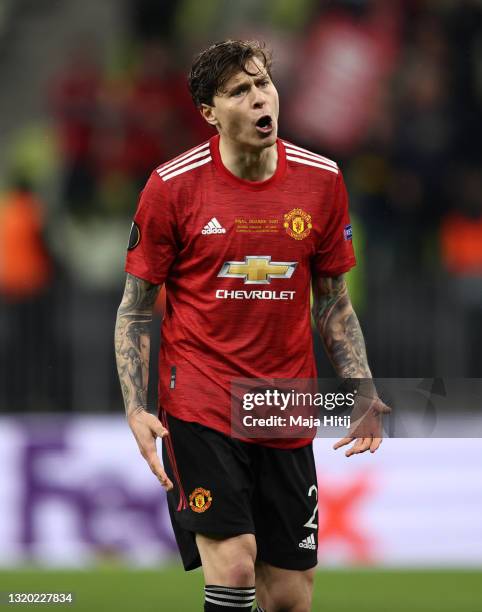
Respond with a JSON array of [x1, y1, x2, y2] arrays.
[[128, 410, 173, 490], [333, 395, 391, 457]]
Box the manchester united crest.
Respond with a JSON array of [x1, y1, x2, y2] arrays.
[[189, 487, 212, 513], [283, 208, 312, 240]]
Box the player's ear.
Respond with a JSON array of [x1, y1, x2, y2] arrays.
[[200, 103, 218, 128]]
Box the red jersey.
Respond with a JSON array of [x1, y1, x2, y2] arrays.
[[125, 135, 355, 448]]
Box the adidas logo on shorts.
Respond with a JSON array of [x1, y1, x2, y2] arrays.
[[298, 533, 317, 550], [202, 217, 226, 235]]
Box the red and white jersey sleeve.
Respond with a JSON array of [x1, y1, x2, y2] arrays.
[[125, 172, 178, 285], [311, 170, 356, 277]]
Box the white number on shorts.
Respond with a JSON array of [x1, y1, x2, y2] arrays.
[[303, 484, 318, 529]]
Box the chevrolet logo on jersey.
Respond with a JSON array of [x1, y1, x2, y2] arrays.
[[217, 256, 297, 284]]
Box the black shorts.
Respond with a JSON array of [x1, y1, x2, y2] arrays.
[[161, 410, 319, 572]]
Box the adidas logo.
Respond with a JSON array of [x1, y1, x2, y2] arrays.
[[298, 533, 316, 550], [202, 217, 226, 235]]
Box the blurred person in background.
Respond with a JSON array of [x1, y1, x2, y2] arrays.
[[50, 44, 101, 218], [0, 175, 54, 410], [439, 0, 482, 374], [115, 39, 387, 611], [122, 41, 205, 187], [440, 164, 482, 377], [387, 8, 453, 270]]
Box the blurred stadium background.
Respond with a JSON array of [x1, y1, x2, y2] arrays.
[[0, 0, 481, 609]]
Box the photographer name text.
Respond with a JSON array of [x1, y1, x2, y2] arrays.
[[242, 414, 351, 428]]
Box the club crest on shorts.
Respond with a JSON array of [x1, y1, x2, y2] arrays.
[[283, 208, 312, 240], [189, 487, 212, 513]]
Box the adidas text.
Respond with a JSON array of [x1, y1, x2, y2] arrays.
[[202, 227, 226, 234]]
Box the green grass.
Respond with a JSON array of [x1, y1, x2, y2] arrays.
[[0, 567, 481, 611]]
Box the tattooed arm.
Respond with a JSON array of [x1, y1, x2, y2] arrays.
[[312, 275, 371, 378], [115, 273, 173, 489], [115, 273, 160, 417], [313, 274, 389, 456]]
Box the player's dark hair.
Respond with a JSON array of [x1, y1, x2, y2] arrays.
[[188, 40, 272, 107]]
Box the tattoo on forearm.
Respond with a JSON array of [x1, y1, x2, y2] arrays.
[[114, 274, 160, 417], [313, 275, 371, 378]]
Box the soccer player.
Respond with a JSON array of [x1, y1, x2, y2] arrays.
[[115, 40, 385, 612]]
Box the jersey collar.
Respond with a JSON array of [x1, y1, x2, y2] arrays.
[[210, 134, 286, 191]]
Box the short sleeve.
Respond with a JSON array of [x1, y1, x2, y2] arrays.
[[125, 172, 178, 285], [311, 171, 356, 277]]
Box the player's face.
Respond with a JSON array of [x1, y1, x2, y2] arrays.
[[203, 58, 279, 150]]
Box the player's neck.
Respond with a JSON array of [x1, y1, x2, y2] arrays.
[[219, 136, 278, 182]]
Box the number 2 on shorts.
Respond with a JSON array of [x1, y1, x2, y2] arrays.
[[303, 484, 318, 529]]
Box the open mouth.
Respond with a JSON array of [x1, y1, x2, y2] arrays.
[[255, 115, 273, 134]]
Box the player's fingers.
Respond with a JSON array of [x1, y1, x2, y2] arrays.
[[152, 421, 169, 439], [357, 438, 372, 453], [146, 453, 173, 491], [345, 437, 370, 457], [370, 437, 383, 453], [333, 437, 354, 450]]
